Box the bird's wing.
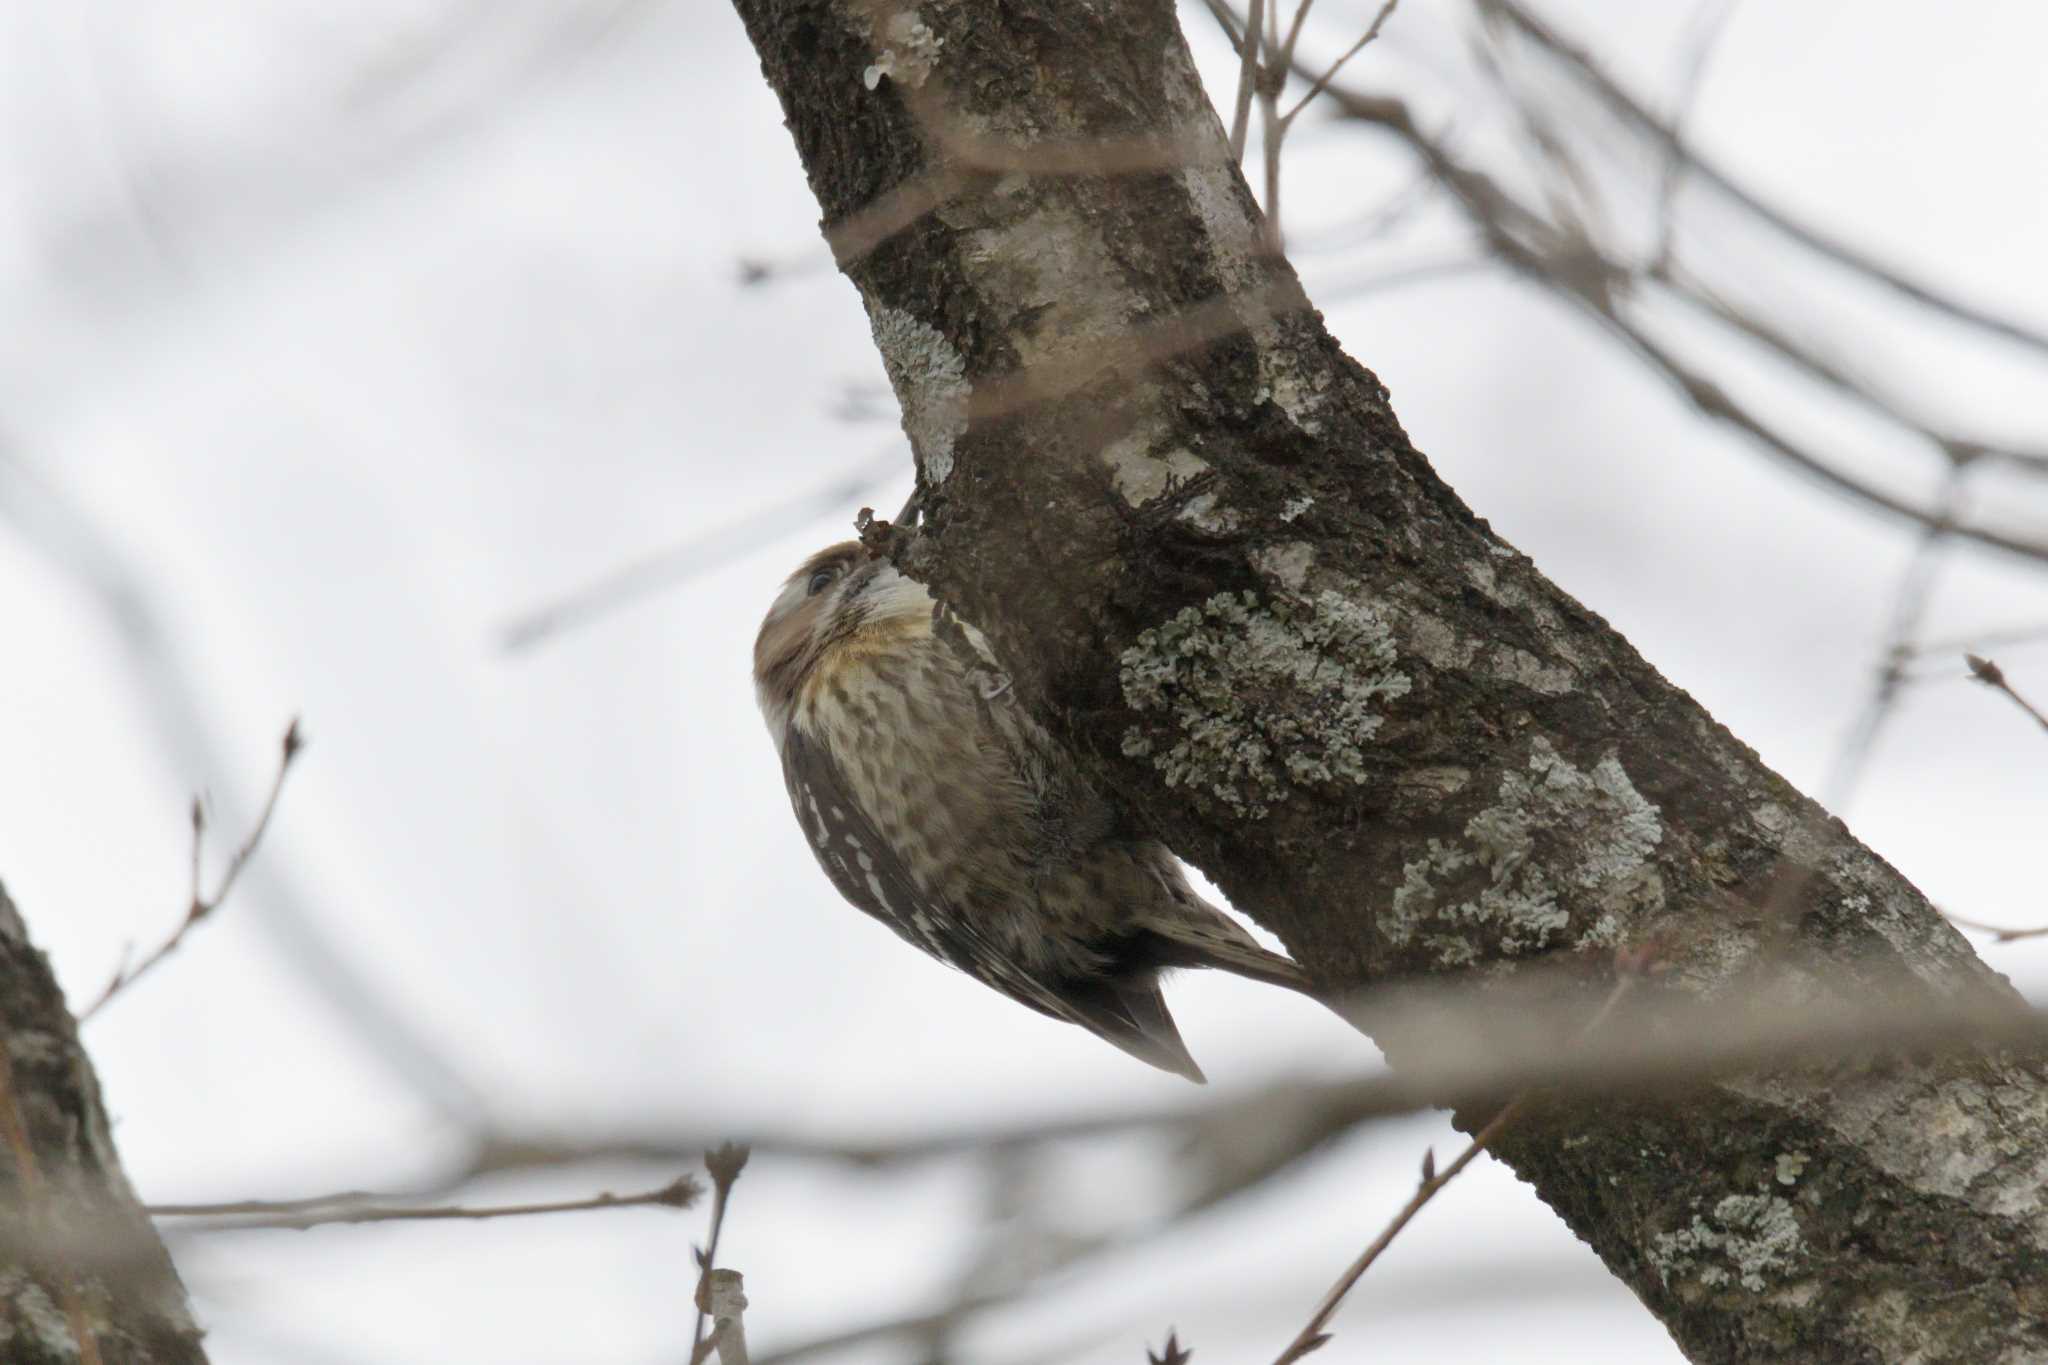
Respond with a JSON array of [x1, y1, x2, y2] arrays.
[[780, 721, 981, 967], [780, 722, 1207, 1082]]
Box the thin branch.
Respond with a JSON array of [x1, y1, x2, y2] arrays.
[[1258, 0, 1286, 252], [1478, 0, 2048, 361], [1270, 974, 1637, 1364], [1216, 0, 1401, 251], [1279, 0, 1400, 128], [1273, 1102, 1523, 1364], [149, 1173, 699, 1233], [1199, 0, 1245, 52], [691, 1144, 752, 1362], [1228, 0, 1265, 162], [1308, 85, 2048, 567], [1818, 466, 1966, 809], [1653, 263, 2048, 482], [1967, 654, 2048, 735], [78, 717, 304, 1021], [1277, 0, 1315, 70]]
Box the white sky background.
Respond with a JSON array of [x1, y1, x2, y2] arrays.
[[1, 1, 2046, 1361]]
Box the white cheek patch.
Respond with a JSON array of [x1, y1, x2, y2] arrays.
[[861, 569, 935, 625], [772, 577, 812, 617]]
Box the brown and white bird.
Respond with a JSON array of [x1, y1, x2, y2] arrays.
[[754, 541, 1316, 1082]]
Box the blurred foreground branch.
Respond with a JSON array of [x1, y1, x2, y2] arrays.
[[1270, 973, 1638, 1363], [496, 444, 905, 654]]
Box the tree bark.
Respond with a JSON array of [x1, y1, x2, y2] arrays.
[[0, 881, 206, 1364], [729, 2, 2048, 1359]]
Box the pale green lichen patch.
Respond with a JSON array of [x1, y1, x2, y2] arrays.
[[1387, 738, 1664, 964], [1650, 1193, 1805, 1292], [1119, 589, 1411, 818], [870, 305, 969, 483]]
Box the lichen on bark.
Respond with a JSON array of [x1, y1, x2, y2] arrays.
[[1118, 588, 1411, 818]]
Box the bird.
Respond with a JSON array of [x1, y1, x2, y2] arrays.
[[754, 540, 1319, 1081]]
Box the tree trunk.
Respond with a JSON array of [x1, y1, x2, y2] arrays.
[[0, 881, 207, 1363], [729, 2, 2048, 1359]]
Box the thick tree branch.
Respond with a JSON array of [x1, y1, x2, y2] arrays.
[[729, 2, 2048, 1360], [0, 881, 207, 1362]]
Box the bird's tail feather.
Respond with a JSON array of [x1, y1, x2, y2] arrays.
[[1060, 977, 1207, 1083], [1143, 902, 1315, 993]]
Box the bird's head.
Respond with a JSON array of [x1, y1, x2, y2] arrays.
[[753, 541, 933, 734]]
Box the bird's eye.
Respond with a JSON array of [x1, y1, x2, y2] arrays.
[[806, 567, 838, 597]]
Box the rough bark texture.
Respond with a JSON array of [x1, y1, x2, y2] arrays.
[[0, 881, 206, 1364], [730, 2, 2048, 1359]]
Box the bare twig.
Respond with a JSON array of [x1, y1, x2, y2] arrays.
[[1259, 0, 1285, 252], [1270, 973, 1638, 1364], [1228, 0, 1264, 162], [1966, 654, 2048, 735], [1276, 0, 1315, 68], [1478, 0, 2048, 361], [1216, 0, 1400, 251], [148, 1173, 699, 1233], [79, 717, 304, 1021], [1818, 467, 1967, 809], [1308, 85, 2048, 567], [1653, 263, 2048, 480], [0, 1043, 105, 1365], [1273, 1103, 1523, 1365], [1278, 0, 1400, 128], [691, 1144, 753, 1361]]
